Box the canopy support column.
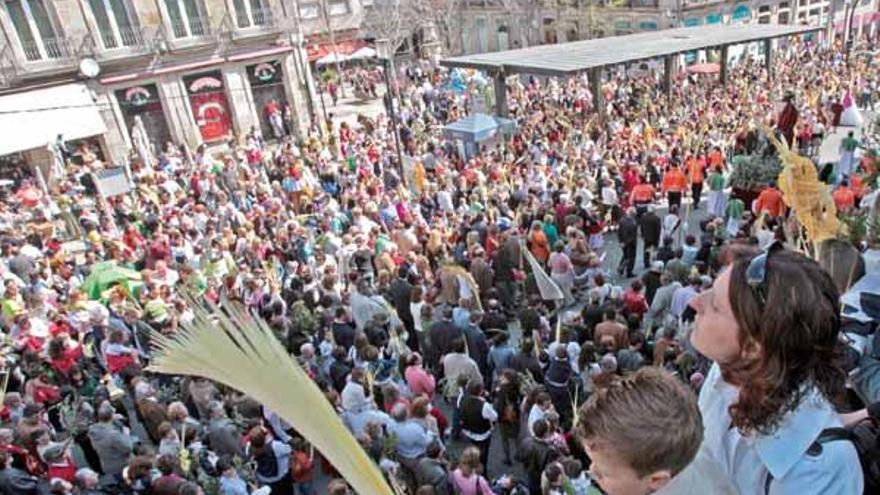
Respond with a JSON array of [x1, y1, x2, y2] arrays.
[[589, 67, 604, 122], [764, 39, 774, 79], [663, 55, 673, 110], [720, 45, 729, 85], [493, 70, 508, 117]]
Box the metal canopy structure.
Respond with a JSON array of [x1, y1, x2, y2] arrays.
[[440, 24, 820, 119], [440, 24, 820, 76]]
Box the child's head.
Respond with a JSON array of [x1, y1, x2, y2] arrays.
[[577, 368, 702, 495], [564, 458, 583, 479], [291, 437, 309, 453], [543, 461, 567, 489]]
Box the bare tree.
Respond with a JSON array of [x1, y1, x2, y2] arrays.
[[499, 0, 544, 47], [317, 0, 347, 97], [362, 0, 419, 55], [410, 0, 465, 54]]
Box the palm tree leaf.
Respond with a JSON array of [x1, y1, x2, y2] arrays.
[[146, 299, 394, 495]]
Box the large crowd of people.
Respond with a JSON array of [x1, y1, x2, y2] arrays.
[[0, 32, 877, 495]]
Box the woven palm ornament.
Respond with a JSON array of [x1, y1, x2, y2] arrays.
[[765, 128, 839, 242]]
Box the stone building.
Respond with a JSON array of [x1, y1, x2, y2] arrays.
[[0, 0, 370, 177], [455, 0, 879, 55]]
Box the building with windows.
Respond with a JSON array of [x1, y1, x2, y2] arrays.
[[0, 0, 370, 180], [455, 0, 879, 55]]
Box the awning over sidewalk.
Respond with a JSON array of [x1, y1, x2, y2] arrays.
[[0, 83, 106, 156], [307, 40, 367, 62]]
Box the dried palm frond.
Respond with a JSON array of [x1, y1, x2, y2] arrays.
[[146, 299, 394, 495]]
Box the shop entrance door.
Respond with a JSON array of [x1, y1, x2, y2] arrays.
[[183, 71, 233, 142]]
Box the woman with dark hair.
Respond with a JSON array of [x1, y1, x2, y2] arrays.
[[689, 245, 862, 493]]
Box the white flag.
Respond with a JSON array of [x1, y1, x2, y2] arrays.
[[522, 241, 564, 301]]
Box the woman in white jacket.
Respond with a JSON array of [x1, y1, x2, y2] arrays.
[[689, 244, 862, 494]]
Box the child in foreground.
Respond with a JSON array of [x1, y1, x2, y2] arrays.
[[576, 368, 737, 495]]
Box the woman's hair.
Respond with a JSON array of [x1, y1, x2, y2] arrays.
[[126, 455, 154, 480], [410, 396, 430, 418], [166, 402, 188, 421], [724, 249, 846, 434], [458, 446, 482, 475]]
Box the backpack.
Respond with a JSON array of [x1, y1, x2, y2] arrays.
[[764, 419, 880, 494]]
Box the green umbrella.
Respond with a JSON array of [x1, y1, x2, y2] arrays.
[[81, 261, 143, 300]]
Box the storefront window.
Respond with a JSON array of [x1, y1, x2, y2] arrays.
[[183, 70, 233, 143]]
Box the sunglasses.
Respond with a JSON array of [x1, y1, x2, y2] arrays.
[[746, 240, 784, 308]]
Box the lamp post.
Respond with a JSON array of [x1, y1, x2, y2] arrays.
[[845, 0, 858, 65], [376, 39, 405, 185]]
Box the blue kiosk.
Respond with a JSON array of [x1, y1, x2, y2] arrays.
[[442, 113, 516, 159]]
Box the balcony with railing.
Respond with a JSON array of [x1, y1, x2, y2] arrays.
[[169, 16, 210, 39], [20, 37, 75, 62], [97, 26, 153, 50], [236, 7, 276, 29]]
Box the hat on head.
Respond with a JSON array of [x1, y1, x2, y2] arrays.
[[650, 261, 665, 273]]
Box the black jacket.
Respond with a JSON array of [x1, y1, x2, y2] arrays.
[[618, 216, 639, 245], [0, 467, 39, 495], [388, 277, 413, 321], [510, 352, 544, 384], [639, 212, 662, 246]]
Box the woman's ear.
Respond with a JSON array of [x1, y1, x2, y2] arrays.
[[740, 337, 763, 363]]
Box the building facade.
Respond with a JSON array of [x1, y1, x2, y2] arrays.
[[455, 0, 879, 55], [0, 0, 370, 178]]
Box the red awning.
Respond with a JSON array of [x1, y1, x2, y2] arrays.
[[307, 40, 367, 62]]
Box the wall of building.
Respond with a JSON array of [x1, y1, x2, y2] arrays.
[[0, 0, 368, 170], [455, 0, 880, 55]]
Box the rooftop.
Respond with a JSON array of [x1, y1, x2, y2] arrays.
[[440, 24, 821, 75]]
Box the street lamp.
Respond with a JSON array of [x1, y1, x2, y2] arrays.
[[375, 39, 405, 184]]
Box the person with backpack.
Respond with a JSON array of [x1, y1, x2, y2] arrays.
[[689, 244, 863, 494]]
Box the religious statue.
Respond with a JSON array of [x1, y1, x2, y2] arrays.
[[775, 91, 799, 147]]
